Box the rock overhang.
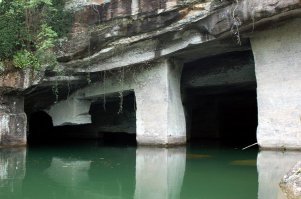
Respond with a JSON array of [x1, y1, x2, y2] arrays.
[[54, 0, 301, 74]]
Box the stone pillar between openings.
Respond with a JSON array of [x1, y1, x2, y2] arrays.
[[0, 95, 27, 147], [134, 59, 186, 146], [251, 19, 301, 149]]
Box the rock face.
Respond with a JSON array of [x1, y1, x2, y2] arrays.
[[47, 60, 186, 145], [251, 18, 301, 149], [280, 161, 301, 199], [58, 0, 301, 72], [0, 0, 301, 146], [0, 95, 27, 147], [0, 68, 43, 147]]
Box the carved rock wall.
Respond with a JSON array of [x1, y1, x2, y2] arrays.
[[0, 0, 301, 147], [0, 95, 26, 147]]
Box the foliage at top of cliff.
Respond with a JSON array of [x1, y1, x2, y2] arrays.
[[0, 0, 73, 71]]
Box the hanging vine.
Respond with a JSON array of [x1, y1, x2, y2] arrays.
[[117, 67, 125, 114], [230, 0, 241, 45], [103, 70, 107, 111]]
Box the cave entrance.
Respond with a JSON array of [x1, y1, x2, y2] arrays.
[[89, 91, 137, 146], [182, 51, 258, 147], [28, 111, 54, 143], [27, 91, 137, 146]]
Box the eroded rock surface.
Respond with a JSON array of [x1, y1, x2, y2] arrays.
[[280, 161, 301, 199], [57, 0, 301, 72], [0, 95, 26, 147]]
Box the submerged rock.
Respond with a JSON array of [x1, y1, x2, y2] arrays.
[[280, 161, 301, 199]]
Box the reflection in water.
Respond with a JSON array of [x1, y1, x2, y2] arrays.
[[186, 154, 211, 159], [230, 159, 257, 166], [257, 151, 301, 199], [181, 147, 258, 199], [134, 147, 186, 199], [44, 158, 91, 187], [23, 146, 136, 199], [0, 148, 26, 199], [2, 144, 301, 199]]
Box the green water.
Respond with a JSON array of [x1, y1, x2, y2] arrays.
[[0, 143, 294, 199]]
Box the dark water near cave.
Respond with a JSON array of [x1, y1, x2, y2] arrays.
[[0, 142, 296, 199]]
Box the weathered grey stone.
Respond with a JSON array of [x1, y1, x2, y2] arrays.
[[0, 69, 36, 93], [48, 59, 186, 145], [182, 51, 255, 88], [135, 60, 186, 145], [57, 0, 301, 73], [0, 68, 43, 147], [251, 18, 301, 149], [0, 95, 27, 147], [47, 96, 92, 126], [0, 95, 24, 114], [280, 161, 301, 199], [88, 93, 136, 134]]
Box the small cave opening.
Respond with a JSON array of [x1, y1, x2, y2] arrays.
[[182, 51, 258, 147], [88, 91, 137, 146], [27, 92, 137, 146], [185, 88, 258, 147], [28, 111, 54, 143]]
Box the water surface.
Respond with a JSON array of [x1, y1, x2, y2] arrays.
[[0, 143, 297, 199]]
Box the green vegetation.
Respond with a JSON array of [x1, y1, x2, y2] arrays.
[[0, 0, 73, 70], [13, 50, 40, 69]]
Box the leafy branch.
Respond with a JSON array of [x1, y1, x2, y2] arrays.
[[0, 0, 72, 71]]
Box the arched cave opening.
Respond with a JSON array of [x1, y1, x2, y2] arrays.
[[182, 51, 258, 147], [28, 111, 54, 143]]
